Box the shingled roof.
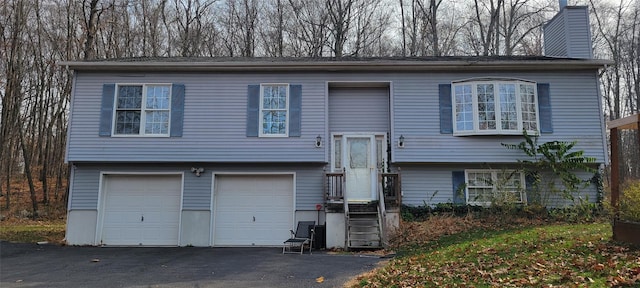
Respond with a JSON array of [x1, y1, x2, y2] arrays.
[[60, 56, 612, 72]]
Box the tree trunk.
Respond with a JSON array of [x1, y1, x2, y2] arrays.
[[19, 129, 38, 219], [83, 0, 101, 60]]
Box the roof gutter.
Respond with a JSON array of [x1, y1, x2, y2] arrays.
[[59, 59, 613, 72]]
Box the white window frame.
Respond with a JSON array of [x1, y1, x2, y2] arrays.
[[465, 169, 527, 206], [259, 83, 289, 137], [452, 79, 539, 136], [330, 133, 388, 173], [112, 83, 172, 137]]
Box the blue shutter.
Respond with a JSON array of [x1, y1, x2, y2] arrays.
[[452, 171, 466, 204], [525, 172, 538, 204], [537, 83, 552, 133], [289, 84, 302, 137], [246, 85, 260, 137], [99, 84, 116, 137], [170, 84, 185, 137], [439, 84, 453, 134]]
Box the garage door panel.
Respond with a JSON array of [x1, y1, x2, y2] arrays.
[[101, 175, 181, 246], [214, 175, 293, 246]]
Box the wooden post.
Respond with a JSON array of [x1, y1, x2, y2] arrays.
[[610, 127, 619, 223], [638, 119, 640, 165], [608, 114, 640, 244]]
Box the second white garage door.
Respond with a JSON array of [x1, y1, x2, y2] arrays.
[[213, 175, 294, 246]]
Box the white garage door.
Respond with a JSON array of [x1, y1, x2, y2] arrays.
[[100, 175, 182, 246], [214, 175, 294, 246]]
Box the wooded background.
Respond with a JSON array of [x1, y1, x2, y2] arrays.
[[1, 0, 638, 218]]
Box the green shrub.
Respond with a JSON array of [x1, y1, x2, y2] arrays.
[[400, 204, 484, 221], [547, 198, 603, 223], [502, 130, 596, 207], [620, 180, 640, 222]]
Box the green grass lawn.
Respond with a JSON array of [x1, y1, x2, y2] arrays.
[[0, 221, 66, 244], [352, 223, 640, 287]]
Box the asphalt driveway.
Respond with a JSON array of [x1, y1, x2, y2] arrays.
[[0, 241, 383, 288]]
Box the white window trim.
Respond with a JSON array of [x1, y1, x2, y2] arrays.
[[330, 132, 388, 173], [112, 83, 172, 137], [452, 80, 540, 136], [465, 169, 527, 206], [258, 83, 289, 137]]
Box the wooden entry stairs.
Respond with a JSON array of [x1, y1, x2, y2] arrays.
[[325, 171, 401, 250], [346, 202, 382, 248]]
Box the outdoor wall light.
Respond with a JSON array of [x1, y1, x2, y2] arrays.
[[191, 167, 205, 177], [398, 134, 405, 148], [315, 135, 322, 148]]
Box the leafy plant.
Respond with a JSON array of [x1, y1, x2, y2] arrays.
[[502, 130, 596, 206], [620, 179, 640, 222], [487, 170, 525, 214]]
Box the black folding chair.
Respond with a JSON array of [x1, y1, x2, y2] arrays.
[[282, 221, 315, 254]]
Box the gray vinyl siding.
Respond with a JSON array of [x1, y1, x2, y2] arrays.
[[400, 165, 458, 206], [68, 163, 324, 211], [565, 7, 592, 59], [184, 170, 212, 210], [399, 165, 598, 208], [392, 70, 606, 164], [543, 10, 566, 57], [67, 73, 326, 163], [538, 170, 599, 207], [69, 167, 101, 210], [544, 6, 592, 59], [68, 70, 605, 165], [329, 87, 390, 133]]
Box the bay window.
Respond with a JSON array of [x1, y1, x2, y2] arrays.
[[453, 80, 539, 135]]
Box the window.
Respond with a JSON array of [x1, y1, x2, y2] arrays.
[[114, 84, 171, 136], [259, 84, 289, 137], [334, 135, 342, 170], [453, 80, 538, 135], [465, 170, 526, 206]]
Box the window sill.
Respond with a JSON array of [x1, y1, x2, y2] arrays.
[[110, 134, 171, 138], [453, 130, 539, 137], [258, 134, 289, 138]]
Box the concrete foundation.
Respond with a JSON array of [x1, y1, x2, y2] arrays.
[[180, 210, 211, 246], [325, 212, 346, 249], [66, 210, 98, 245]]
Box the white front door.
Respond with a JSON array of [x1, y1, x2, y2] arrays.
[[340, 135, 377, 202]]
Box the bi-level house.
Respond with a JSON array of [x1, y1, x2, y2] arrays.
[[63, 6, 609, 248]]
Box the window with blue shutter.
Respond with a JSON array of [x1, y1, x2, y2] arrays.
[[99, 83, 184, 137], [247, 83, 302, 137], [446, 79, 550, 135]]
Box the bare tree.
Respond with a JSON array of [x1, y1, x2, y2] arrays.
[[466, 0, 504, 56], [1, 0, 30, 211], [499, 0, 550, 55], [81, 0, 105, 60], [287, 0, 329, 57]]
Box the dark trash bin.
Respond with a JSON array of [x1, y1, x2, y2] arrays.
[[310, 225, 325, 249]]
